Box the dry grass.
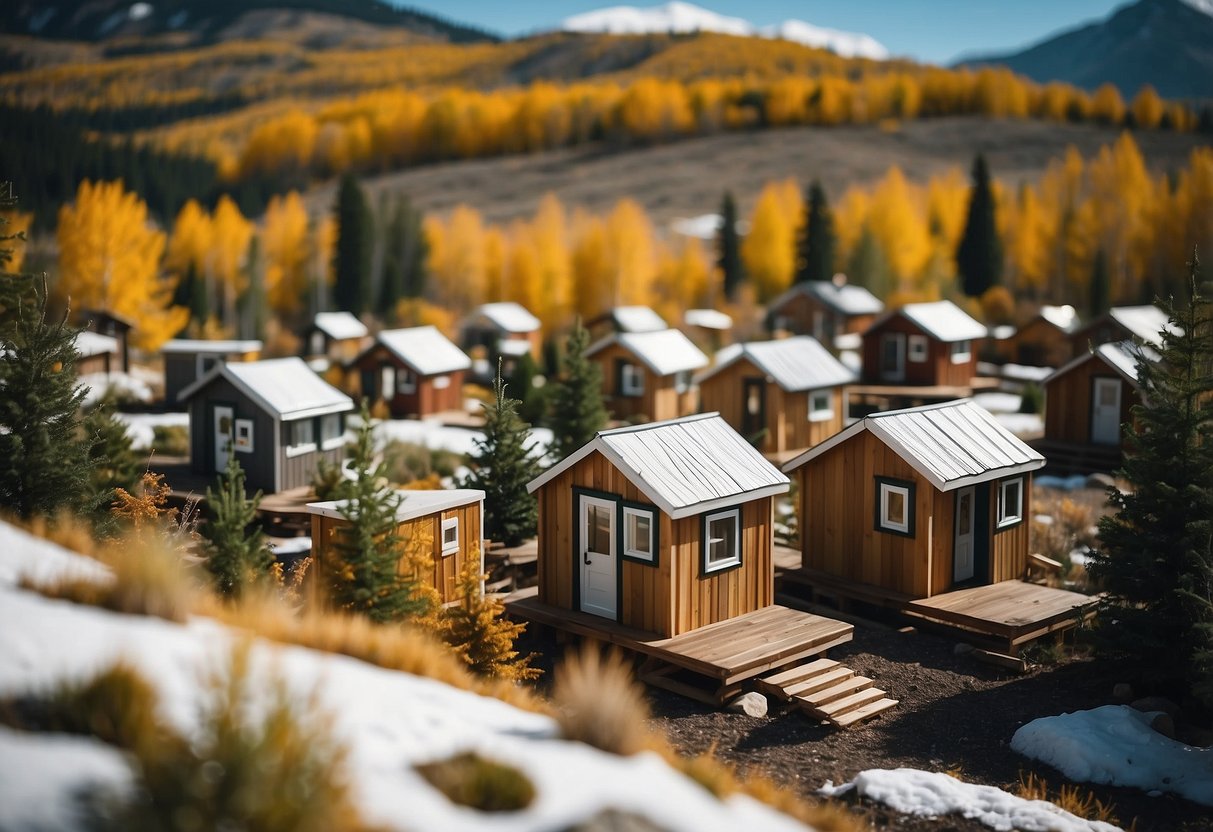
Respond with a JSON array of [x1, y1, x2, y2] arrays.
[[1016, 770, 1135, 830], [415, 752, 536, 813], [551, 643, 656, 755]]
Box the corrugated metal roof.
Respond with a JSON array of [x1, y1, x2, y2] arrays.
[[377, 326, 471, 376], [1109, 305, 1174, 345], [200, 357, 353, 420], [770, 280, 885, 317], [683, 308, 733, 330], [1038, 305, 1079, 332], [1047, 340, 1158, 388], [161, 338, 262, 354], [697, 336, 854, 392], [899, 301, 988, 342], [308, 488, 484, 523], [527, 413, 789, 519], [313, 311, 368, 340], [587, 329, 709, 376], [475, 302, 541, 333], [73, 331, 118, 358], [612, 306, 668, 333]]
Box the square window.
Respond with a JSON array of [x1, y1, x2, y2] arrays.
[[876, 478, 914, 536], [621, 363, 644, 396], [398, 369, 417, 394], [997, 477, 1023, 528], [674, 370, 691, 395], [432, 374, 450, 390], [623, 505, 656, 563], [808, 390, 834, 422], [950, 340, 972, 364], [441, 516, 459, 556], [908, 335, 929, 363], [320, 413, 345, 450], [287, 419, 315, 457], [703, 508, 740, 573], [233, 418, 254, 453]]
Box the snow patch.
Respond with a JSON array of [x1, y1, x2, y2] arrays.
[[79, 372, 153, 408], [115, 411, 189, 450], [1011, 705, 1213, 807], [128, 2, 153, 21]]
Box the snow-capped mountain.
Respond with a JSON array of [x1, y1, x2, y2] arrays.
[[561, 1, 889, 60]]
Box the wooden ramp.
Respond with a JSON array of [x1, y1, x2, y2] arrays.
[[755, 659, 898, 728]]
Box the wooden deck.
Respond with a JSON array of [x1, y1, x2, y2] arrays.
[[903, 581, 1096, 650], [506, 587, 853, 705]]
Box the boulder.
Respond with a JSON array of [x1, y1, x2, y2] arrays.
[[1131, 696, 1180, 719], [1149, 712, 1176, 739], [953, 643, 975, 656], [727, 691, 768, 718], [1111, 683, 1134, 703]]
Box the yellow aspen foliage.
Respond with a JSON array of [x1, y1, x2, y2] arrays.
[[261, 191, 311, 315], [238, 109, 318, 178], [741, 182, 799, 303], [1087, 132, 1153, 301], [1, 208, 32, 273], [1090, 83, 1126, 126], [56, 180, 186, 350], [832, 187, 871, 266], [926, 167, 968, 251], [504, 227, 541, 315], [570, 212, 613, 321], [166, 199, 212, 279], [603, 198, 657, 308], [309, 215, 337, 301], [1176, 148, 1213, 271], [652, 236, 712, 324], [1130, 85, 1164, 130], [528, 192, 572, 328], [1003, 186, 1050, 297], [425, 205, 486, 314], [616, 79, 694, 142], [482, 226, 507, 303], [392, 298, 455, 337], [208, 195, 253, 327], [864, 166, 932, 291]]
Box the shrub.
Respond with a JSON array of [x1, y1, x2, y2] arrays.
[[415, 752, 535, 812], [151, 425, 190, 457], [439, 556, 539, 681], [1019, 381, 1043, 414], [381, 440, 462, 485], [551, 644, 652, 755], [1016, 770, 1128, 828]]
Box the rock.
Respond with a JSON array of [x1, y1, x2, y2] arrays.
[[1131, 696, 1180, 718], [1178, 726, 1213, 748], [727, 691, 768, 718], [1112, 683, 1134, 703], [1149, 712, 1176, 739], [953, 643, 975, 655], [1085, 472, 1116, 490]]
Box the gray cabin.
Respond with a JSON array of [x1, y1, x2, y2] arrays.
[[180, 357, 354, 495], [162, 338, 262, 407]]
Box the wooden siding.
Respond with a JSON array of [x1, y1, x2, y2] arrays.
[[589, 341, 695, 423], [697, 356, 844, 454], [188, 375, 279, 494], [861, 315, 977, 388], [534, 449, 772, 637], [1044, 359, 1137, 446], [1005, 318, 1072, 368], [990, 477, 1030, 584], [349, 345, 464, 418], [77, 352, 112, 376], [165, 350, 259, 406], [1069, 319, 1135, 358], [769, 291, 874, 339]]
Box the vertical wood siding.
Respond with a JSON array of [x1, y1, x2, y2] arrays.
[[349, 346, 464, 418], [1044, 359, 1137, 446], [862, 316, 976, 388], [1006, 319, 1072, 368], [588, 342, 693, 423], [990, 478, 1031, 583]]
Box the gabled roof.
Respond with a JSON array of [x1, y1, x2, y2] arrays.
[[683, 308, 733, 331], [180, 357, 353, 419], [79, 308, 135, 330], [374, 326, 471, 376], [586, 329, 709, 376], [1107, 305, 1174, 345], [161, 338, 262, 355], [869, 300, 987, 343], [782, 399, 1044, 492], [1046, 341, 1158, 388], [610, 306, 668, 333], [73, 331, 118, 358], [770, 280, 885, 317], [697, 336, 855, 392], [527, 413, 789, 519], [471, 302, 541, 334], [307, 488, 485, 523], [1037, 305, 1079, 333], [312, 311, 368, 341]]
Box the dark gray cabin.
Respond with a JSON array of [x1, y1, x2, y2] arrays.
[[162, 339, 262, 408]]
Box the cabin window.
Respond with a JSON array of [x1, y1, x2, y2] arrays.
[[286, 418, 316, 456], [702, 508, 741, 574], [875, 477, 914, 536], [197, 354, 219, 377], [398, 369, 417, 394], [950, 340, 972, 364], [320, 414, 344, 450], [310, 331, 326, 356], [772, 315, 791, 333], [674, 371, 692, 395], [997, 477, 1024, 529], [380, 366, 396, 398], [623, 505, 656, 563], [908, 335, 929, 363], [808, 390, 834, 422], [620, 363, 645, 397], [432, 374, 451, 390], [441, 516, 459, 556], [233, 419, 254, 453]]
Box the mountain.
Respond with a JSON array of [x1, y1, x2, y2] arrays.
[[561, 1, 889, 61], [958, 0, 1213, 100]]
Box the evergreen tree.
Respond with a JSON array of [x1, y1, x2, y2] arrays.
[[239, 236, 267, 341], [955, 154, 1003, 298], [1087, 254, 1213, 703], [380, 193, 428, 312], [440, 557, 539, 680], [1090, 248, 1111, 318], [717, 191, 743, 301], [83, 396, 142, 532], [333, 173, 373, 315], [847, 225, 892, 299], [548, 321, 608, 461], [0, 182, 34, 337], [796, 181, 837, 283], [329, 400, 433, 623], [460, 363, 541, 547], [200, 452, 274, 597]]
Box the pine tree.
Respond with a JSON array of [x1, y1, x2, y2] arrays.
[[956, 154, 1003, 298], [380, 193, 427, 312], [440, 556, 540, 680], [0, 182, 34, 329], [200, 452, 274, 597], [460, 363, 541, 547], [548, 321, 608, 461], [796, 181, 837, 283], [1087, 254, 1213, 703], [847, 225, 892, 299], [84, 395, 142, 532], [333, 173, 373, 315], [1089, 248, 1111, 318], [328, 401, 433, 623], [717, 191, 743, 301]]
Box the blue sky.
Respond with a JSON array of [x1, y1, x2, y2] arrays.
[[400, 0, 1130, 64]]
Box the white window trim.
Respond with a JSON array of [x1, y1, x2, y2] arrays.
[[233, 418, 254, 453], [441, 516, 459, 556], [285, 419, 317, 458], [878, 482, 910, 534], [432, 374, 451, 390], [703, 508, 741, 573], [674, 370, 691, 395], [808, 389, 834, 422], [908, 334, 929, 363], [997, 477, 1024, 528], [623, 505, 655, 562], [398, 368, 417, 394], [621, 363, 645, 397], [950, 339, 972, 364], [320, 414, 346, 451]]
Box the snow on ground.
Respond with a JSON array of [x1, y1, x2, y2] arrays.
[[1011, 705, 1213, 807], [115, 411, 189, 450], [819, 769, 1122, 832], [973, 391, 1022, 414], [369, 416, 553, 460], [0, 522, 810, 832], [79, 372, 154, 408], [991, 412, 1043, 439]]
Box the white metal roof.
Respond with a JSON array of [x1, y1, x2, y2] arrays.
[[307, 488, 485, 523], [611, 306, 668, 333], [376, 326, 472, 376], [312, 311, 368, 341], [473, 302, 541, 333], [772, 280, 885, 316], [893, 300, 988, 342], [180, 356, 353, 420], [1108, 305, 1174, 345], [586, 329, 709, 376], [782, 399, 1044, 492], [1038, 305, 1079, 332], [1046, 341, 1157, 388], [73, 331, 118, 358], [527, 413, 789, 519], [683, 308, 733, 331], [161, 338, 262, 355], [697, 336, 855, 392]]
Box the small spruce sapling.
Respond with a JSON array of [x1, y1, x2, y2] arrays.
[[548, 320, 608, 461], [440, 555, 539, 681], [200, 452, 274, 597], [83, 395, 142, 534]]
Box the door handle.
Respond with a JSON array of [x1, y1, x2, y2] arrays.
[[584, 552, 592, 565]]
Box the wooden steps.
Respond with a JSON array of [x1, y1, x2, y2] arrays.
[[755, 659, 898, 728]]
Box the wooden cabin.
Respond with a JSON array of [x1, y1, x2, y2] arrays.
[[1069, 305, 1171, 358], [682, 308, 734, 350], [460, 302, 542, 374], [73, 331, 119, 377], [767, 278, 884, 345], [696, 336, 854, 457], [303, 312, 369, 365], [861, 300, 986, 388], [586, 306, 668, 341], [585, 328, 708, 423], [1001, 305, 1078, 368], [79, 309, 132, 373], [782, 399, 1045, 600], [179, 357, 353, 495], [526, 413, 790, 636], [348, 326, 470, 419], [307, 488, 485, 606], [162, 338, 262, 407], [1043, 341, 1152, 452]]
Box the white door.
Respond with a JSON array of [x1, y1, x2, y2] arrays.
[[579, 495, 617, 619], [954, 486, 975, 583], [380, 365, 396, 400], [213, 405, 234, 471], [1091, 378, 1122, 445], [880, 333, 906, 382]]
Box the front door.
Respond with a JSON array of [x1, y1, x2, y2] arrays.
[[578, 494, 617, 619], [1091, 377, 1122, 445], [880, 333, 906, 382], [742, 377, 766, 442], [213, 405, 234, 471], [954, 486, 975, 583]]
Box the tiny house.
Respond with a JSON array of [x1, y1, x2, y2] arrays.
[[526, 413, 790, 636], [163, 338, 262, 406], [782, 399, 1045, 599], [460, 302, 542, 371], [180, 357, 353, 495], [697, 336, 854, 456], [1044, 341, 1152, 450], [767, 279, 884, 344], [586, 305, 668, 340], [585, 328, 708, 423], [79, 309, 132, 373], [861, 301, 986, 388], [307, 488, 485, 605], [73, 331, 119, 377], [1069, 305, 1171, 358], [1002, 305, 1078, 368], [349, 326, 470, 419], [303, 312, 369, 365]]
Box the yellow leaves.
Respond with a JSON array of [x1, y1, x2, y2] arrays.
[[425, 205, 486, 315], [741, 180, 801, 303], [1, 207, 32, 274], [1131, 85, 1164, 130], [262, 192, 311, 315], [616, 79, 694, 141], [56, 179, 186, 350], [864, 167, 931, 290], [1090, 83, 1126, 126], [239, 109, 318, 178]]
